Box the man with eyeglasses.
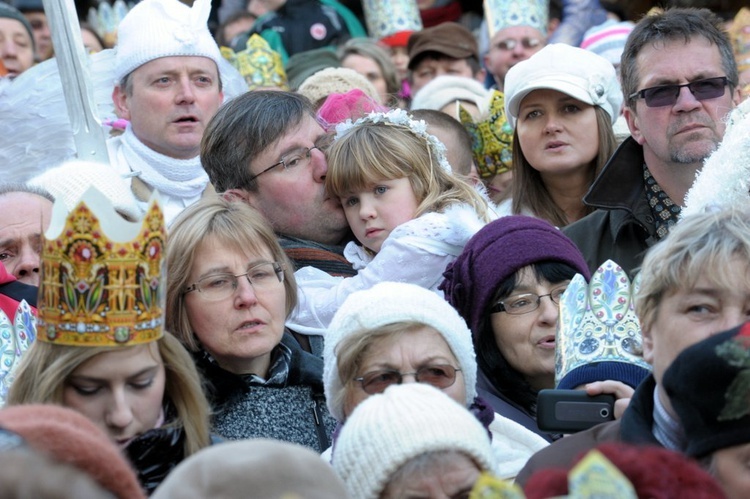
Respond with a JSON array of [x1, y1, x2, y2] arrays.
[[406, 22, 487, 96], [483, 0, 548, 92], [564, 8, 742, 277], [201, 90, 355, 281]]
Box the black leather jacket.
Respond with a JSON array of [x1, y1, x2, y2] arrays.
[[124, 406, 185, 495], [563, 137, 659, 277]]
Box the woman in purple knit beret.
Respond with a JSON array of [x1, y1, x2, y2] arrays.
[[440, 215, 590, 441]]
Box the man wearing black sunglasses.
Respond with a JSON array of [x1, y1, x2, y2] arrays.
[[564, 8, 742, 278]]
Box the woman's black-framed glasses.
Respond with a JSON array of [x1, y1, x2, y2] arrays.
[[354, 364, 462, 395], [491, 284, 568, 315], [628, 76, 729, 108], [184, 261, 284, 301]]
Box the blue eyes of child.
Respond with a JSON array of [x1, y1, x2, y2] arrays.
[[342, 186, 390, 207]]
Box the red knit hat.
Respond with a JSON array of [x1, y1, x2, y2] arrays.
[[0, 404, 146, 499], [524, 442, 724, 498]]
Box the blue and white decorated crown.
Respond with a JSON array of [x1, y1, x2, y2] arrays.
[[0, 300, 35, 406], [484, 0, 549, 38], [556, 260, 651, 389], [362, 0, 422, 42]]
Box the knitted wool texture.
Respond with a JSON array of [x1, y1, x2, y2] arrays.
[[114, 0, 222, 82], [333, 384, 494, 499], [0, 404, 145, 499], [440, 216, 590, 337], [212, 385, 336, 453], [152, 439, 348, 499], [297, 67, 380, 105], [323, 281, 478, 422]]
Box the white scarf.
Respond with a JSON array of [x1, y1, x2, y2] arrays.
[[120, 125, 209, 199]]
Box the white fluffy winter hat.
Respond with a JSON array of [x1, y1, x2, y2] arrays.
[[323, 281, 477, 421], [333, 383, 494, 499], [410, 74, 491, 113], [114, 0, 222, 82], [504, 43, 623, 128], [29, 160, 142, 222]]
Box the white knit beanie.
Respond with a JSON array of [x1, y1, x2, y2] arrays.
[[29, 160, 142, 222], [297, 67, 381, 106], [323, 281, 477, 421], [333, 383, 494, 499], [410, 75, 491, 113], [114, 0, 222, 82]]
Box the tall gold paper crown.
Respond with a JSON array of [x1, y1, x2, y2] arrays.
[[729, 8, 750, 74], [221, 34, 289, 91], [37, 188, 165, 347], [459, 90, 514, 178], [556, 260, 651, 389]]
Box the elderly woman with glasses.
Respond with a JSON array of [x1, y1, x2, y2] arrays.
[[440, 216, 591, 441], [165, 196, 336, 452], [323, 281, 548, 481]]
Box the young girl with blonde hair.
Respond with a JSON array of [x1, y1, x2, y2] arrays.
[[289, 107, 495, 334]]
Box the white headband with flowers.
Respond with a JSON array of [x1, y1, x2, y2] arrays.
[[333, 108, 453, 174]]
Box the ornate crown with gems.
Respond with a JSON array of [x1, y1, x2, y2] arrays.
[[37, 188, 165, 347], [556, 260, 651, 389]]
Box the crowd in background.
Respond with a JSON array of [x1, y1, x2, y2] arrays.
[[1, 0, 750, 498]]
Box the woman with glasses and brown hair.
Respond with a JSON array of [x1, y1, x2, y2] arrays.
[[440, 216, 591, 441], [323, 281, 548, 481], [165, 196, 336, 452]]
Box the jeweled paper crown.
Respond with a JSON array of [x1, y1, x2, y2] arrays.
[[459, 90, 513, 178], [221, 34, 288, 91], [484, 0, 549, 39], [37, 188, 165, 347], [556, 260, 651, 389], [362, 0, 422, 42], [729, 8, 750, 73], [87, 0, 131, 49]]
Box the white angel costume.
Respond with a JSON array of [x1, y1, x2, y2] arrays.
[[682, 98, 750, 217], [0, 0, 248, 224], [289, 203, 489, 335]]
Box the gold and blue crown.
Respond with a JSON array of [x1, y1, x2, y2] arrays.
[[484, 0, 549, 39], [0, 300, 35, 405], [459, 90, 513, 178], [37, 188, 165, 347], [221, 34, 288, 91], [556, 260, 651, 389], [362, 0, 422, 41]]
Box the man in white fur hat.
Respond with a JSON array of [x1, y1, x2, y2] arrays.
[[108, 0, 224, 224]]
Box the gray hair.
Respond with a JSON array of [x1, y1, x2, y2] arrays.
[[620, 8, 738, 107]]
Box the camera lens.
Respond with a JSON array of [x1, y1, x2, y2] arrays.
[[600, 408, 610, 418]]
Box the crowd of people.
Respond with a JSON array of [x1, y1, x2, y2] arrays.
[[1, 0, 750, 497]]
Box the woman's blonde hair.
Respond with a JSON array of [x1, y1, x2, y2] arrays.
[[635, 207, 750, 332], [165, 196, 297, 352], [510, 106, 616, 227], [7, 332, 211, 457], [326, 119, 492, 222]]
